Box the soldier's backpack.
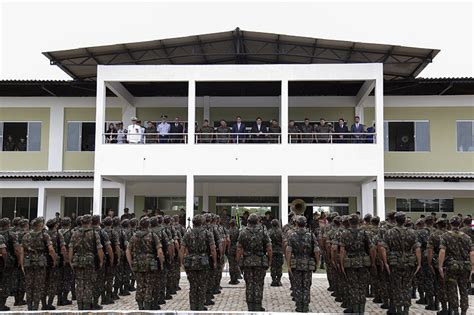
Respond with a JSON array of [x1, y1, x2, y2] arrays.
[[183, 228, 210, 271], [242, 226, 268, 268], [342, 229, 371, 269], [387, 227, 417, 268], [130, 231, 159, 273], [71, 228, 96, 268], [23, 230, 48, 268], [0, 230, 17, 268], [444, 231, 471, 272], [290, 230, 316, 271]]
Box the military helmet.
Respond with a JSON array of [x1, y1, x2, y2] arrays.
[[112, 217, 121, 226], [333, 216, 341, 224], [129, 218, 138, 227], [271, 219, 280, 227], [415, 218, 425, 226], [91, 215, 101, 225], [247, 213, 259, 225], [103, 217, 113, 226], [150, 216, 159, 227], [12, 217, 22, 226], [31, 216, 45, 228], [363, 213, 372, 222], [19, 218, 29, 227], [81, 214, 92, 225], [394, 211, 406, 220], [329, 212, 339, 220], [61, 217, 71, 226], [192, 214, 203, 226], [46, 218, 58, 229], [139, 216, 150, 228], [163, 215, 171, 224], [121, 219, 130, 228], [449, 216, 462, 226], [349, 214, 360, 225], [0, 218, 11, 228], [295, 215, 307, 227]]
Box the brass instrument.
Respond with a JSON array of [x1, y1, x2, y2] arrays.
[[290, 199, 307, 215]]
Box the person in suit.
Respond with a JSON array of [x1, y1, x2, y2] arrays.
[[334, 118, 349, 143], [250, 117, 266, 143], [231, 116, 247, 143], [366, 123, 375, 143], [350, 116, 365, 143], [169, 117, 185, 143]]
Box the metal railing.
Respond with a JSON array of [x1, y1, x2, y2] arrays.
[[102, 132, 376, 144], [103, 133, 188, 144], [288, 132, 376, 144]]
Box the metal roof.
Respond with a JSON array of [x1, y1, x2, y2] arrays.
[[1, 77, 473, 97], [43, 28, 439, 81], [385, 172, 474, 180], [0, 171, 94, 180]]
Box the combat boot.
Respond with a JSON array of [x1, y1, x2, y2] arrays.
[[425, 296, 436, 310], [360, 303, 366, 314], [434, 297, 440, 311], [71, 290, 76, 301], [137, 301, 144, 310], [247, 303, 254, 311], [112, 288, 120, 300], [416, 292, 426, 304], [143, 302, 152, 310], [14, 294, 27, 306], [373, 296, 382, 304], [0, 297, 10, 311], [381, 298, 390, 309], [343, 307, 353, 313], [411, 287, 417, 299], [129, 280, 136, 291], [437, 302, 448, 315], [257, 304, 265, 311]]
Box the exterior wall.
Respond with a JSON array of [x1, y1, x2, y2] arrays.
[[210, 107, 280, 122], [364, 106, 474, 172], [0, 107, 50, 170], [63, 107, 121, 170], [384, 196, 473, 219]]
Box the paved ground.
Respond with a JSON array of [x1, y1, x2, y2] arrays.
[[6, 273, 474, 313]]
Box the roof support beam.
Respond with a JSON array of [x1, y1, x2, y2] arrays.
[[105, 81, 135, 107], [355, 80, 375, 107]]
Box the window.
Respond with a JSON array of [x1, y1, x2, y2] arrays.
[[312, 197, 350, 215], [102, 197, 119, 216], [0, 122, 41, 151], [1, 197, 38, 219], [456, 120, 474, 152], [396, 198, 453, 212], [384, 121, 430, 152], [144, 196, 197, 212], [64, 196, 119, 217], [67, 122, 95, 151]]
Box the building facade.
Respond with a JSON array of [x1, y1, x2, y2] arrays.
[[1, 29, 473, 224]]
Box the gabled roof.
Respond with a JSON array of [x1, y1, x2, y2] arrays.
[[43, 28, 439, 81]]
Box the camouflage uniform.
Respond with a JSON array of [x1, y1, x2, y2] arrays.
[[70, 216, 103, 310], [58, 219, 74, 305], [152, 217, 171, 305], [414, 221, 433, 305], [339, 215, 374, 314], [92, 222, 110, 309], [21, 218, 51, 311], [0, 218, 20, 311], [376, 219, 395, 308], [427, 220, 448, 313], [127, 217, 162, 310], [460, 218, 474, 296], [13, 219, 29, 306], [440, 220, 473, 314], [45, 219, 66, 309], [182, 216, 215, 310], [287, 219, 319, 312], [103, 220, 120, 304], [381, 213, 420, 314], [173, 217, 186, 291], [227, 223, 241, 284], [164, 216, 178, 299], [213, 219, 225, 293], [237, 218, 271, 311], [268, 220, 284, 286]]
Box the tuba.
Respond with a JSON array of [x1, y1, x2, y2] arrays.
[[290, 199, 307, 215]]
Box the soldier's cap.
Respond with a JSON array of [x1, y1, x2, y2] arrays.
[[415, 218, 425, 226], [333, 216, 341, 224], [19, 218, 29, 227], [192, 214, 203, 226], [31, 217, 45, 227], [121, 219, 130, 227], [436, 218, 448, 226], [0, 218, 11, 228], [139, 216, 150, 228], [103, 217, 113, 226], [271, 219, 280, 227], [363, 213, 373, 221], [248, 213, 259, 225], [394, 211, 406, 219], [81, 214, 92, 225], [131, 116, 138, 121], [163, 215, 171, 224], [296, 216, 307, 226], [449, 216, 462, 226], [349, 214, 360, 225], [12, 217, 22, 226], [329, 212, 339, 219], [341, 215, 350, 223], [129, 218, 138, 226], [61, 217, 71, 225], [46, 218, 58, 228]]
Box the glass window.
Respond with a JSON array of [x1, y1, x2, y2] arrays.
[[1, 197, 38, 219], [67, 122, 95, 151], [67, 122, 81, 151], [415, 121, 430, 151], [439, 199, 454, 212], [27, 122, 42, 151], [64, 197, 92, 217], [396, 198, 453, 212], [1, 197, 15, 218], [81, 123, 96, 151], [396, 198, 410, 212], [385, 121, 430, 152], [102, 197, 119, 216], [1, 122, 40, 152], [457, 121, 474, 152]]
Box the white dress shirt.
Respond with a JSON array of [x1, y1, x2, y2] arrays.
[[127, 124, 141, 143], [157, 122, 170, 135]]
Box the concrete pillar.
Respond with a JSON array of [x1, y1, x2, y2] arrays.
[[118, 183, 126, 216], [187, 80, 196, 144], [93, 174, 103, 215], [356, 191, 362, 213], [122, 104, 137, 124], [37, 187, 46, 218], [355, 105, 365, 125], [48, 106, 64, 171], [376, 175, 386, 219], [204, 96, 210, 122], [361, 181, 375, 216], [281, 175, 289, 225], [202, 182, 209, 211], [186, 175, 194, 227], [281, 80, 289, 144], [125, 188, 134, 211]]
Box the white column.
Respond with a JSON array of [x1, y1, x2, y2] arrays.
[[281, 80, 289, 144], [48, 106, 64, 171], [361, 181, 375, 216], [37, 187, 46, 218], [356, 191, 362, 213], [203, 96, 210, 121], [122, 104, 136, 124], [186, 175, 194, 227], [281, 175, 289, 226], [125, 188, 134, 211], [355, 105, 365, 125], [376, 175, 386, 219], [202, 182, 209, 211], [93, 174, 103, 215], [187, 80, 196, 144], [118, 183, 126, 216]]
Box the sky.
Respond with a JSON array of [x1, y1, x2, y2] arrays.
[[0, 0, 472, 80]]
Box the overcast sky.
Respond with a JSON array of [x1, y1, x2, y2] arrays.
[[1, 0, 472, 80]]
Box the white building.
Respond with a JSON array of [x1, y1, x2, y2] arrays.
[[1, 28, 473, 224]]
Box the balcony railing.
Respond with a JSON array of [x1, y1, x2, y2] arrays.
[[102, 132, 375, 144]]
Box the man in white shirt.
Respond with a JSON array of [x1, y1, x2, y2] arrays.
[[127, 117, 142, 144], [116, 122, 127, 144], [157, 115, 171, 143]]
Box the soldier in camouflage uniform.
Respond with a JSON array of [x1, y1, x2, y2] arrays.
[[10, 217, 25, 306], [438, 216, 473, 315], [150, 216, 171, 308], [44, 218, 66, 309], [213, 215, 225, 294], [163, 215, 178, 299], [92, 215, 112, 309], [69, 214, 104, 310], [286, 216, 320, 312], [13, 218, 29, 306], [376, 211, 396, 310], [414, 218, 432, 307], [369, 216, 384, 304], [21, 217, 57, 311], [203, 213, 218, 305], [460, 216, 474, 296], [268, 219, 284, 286], [236, 213, 272, 311], [380, 211, 421, 315], [126, 216, 164, 310], [319, 212, 338, 294], [58, 217, 73, 306], [339, 214, 375, 314], [173, 214, 186, 291], [360, 214, 376, 298], [227, 219, 241, 284], [180, 215, 217, 310], [128, 217, 138, 292], [0, 235, 6, 304], [427, 217, 448, 313], [111, 218, 126, 298], [0, 218, 22, 311], [102, 217, 120, 305]]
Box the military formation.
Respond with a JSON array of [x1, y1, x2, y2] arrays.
[[0, 210, 472, 313]]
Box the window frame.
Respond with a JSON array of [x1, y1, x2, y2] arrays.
[[0, 196, 38, 219], [0, 121, 42, 152], [395, 198, 454, 213], [66, 121, 96, 152], [455, 120, 474, 153], [384, 119, 431, 152]]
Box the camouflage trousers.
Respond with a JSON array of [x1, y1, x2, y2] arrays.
[[159, 264, 168, 300], [214, 261, 223, 290], [46, 265, 60, 299], [242, 266, 266, 304], [206, 266, 215, 300], [227, 252, 240, 282], [150, 270, 161, 307], [166, 259, 177, 293], [24, 267, 47, 310], [74, 267, 96, 308], [434, 268, 447, 306], [186, 269, 208, 310], [292, 270, 312, 310], [104, 265, 115, 298], [346, 267, 369, 305], [271, 253, 284, 284], [171, 257, 181, 291], [94, 266, 105, 300], [446, 269, 470, 312], [379, 268, 391, 301], [326, 260, 336, 290], [0, 267, 14, 299], [59, 264, 74, 295], [135, 272, 154, 304], [389, 267, 415, 308], [421, 259, 434, 298]]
